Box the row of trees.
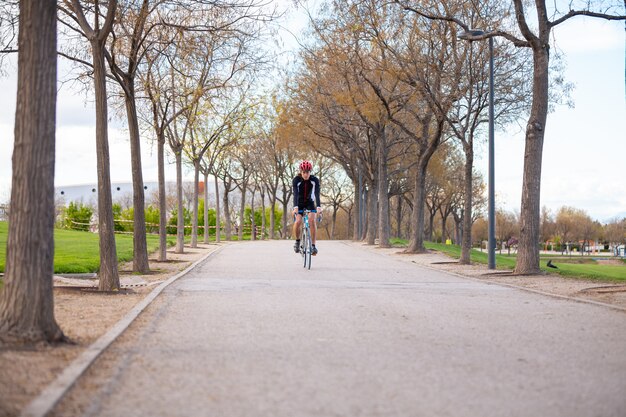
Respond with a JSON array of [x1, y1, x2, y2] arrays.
[[1, 0, 624, 346], [473, 207, 626, 255], [0, 0, 280, 345], [278, 0, 624, 274], [281, 0, 532, 264]]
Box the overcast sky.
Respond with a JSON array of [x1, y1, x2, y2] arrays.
[[0, 5, 624, 222]]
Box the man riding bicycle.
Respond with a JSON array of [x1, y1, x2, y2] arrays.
[[292, 160, 322, 255]]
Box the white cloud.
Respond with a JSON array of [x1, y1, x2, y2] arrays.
[[551, 18, 623, 53]]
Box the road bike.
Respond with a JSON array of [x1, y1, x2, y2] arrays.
[[297, 209, 318, 270]]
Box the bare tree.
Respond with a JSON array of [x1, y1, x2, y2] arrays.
[[604, 218, 626, 255], [0, 1, 18, 69], [395, 0, 626, 272], [185, 93, 250, 247], [60, 0, 120, 291], [104, 0, 163, 273], [0, 0, 66, 345], [320, 164, 352, 239]]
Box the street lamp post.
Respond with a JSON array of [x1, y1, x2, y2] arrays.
[[459, 29, 496, 269]]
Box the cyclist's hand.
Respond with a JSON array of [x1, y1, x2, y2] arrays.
[[317, 207, 323, 215], [292, 207, 298, 216]]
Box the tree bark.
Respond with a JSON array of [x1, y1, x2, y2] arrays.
[[0, 0, 66, 345], [407, 162, 428, 253], [250, 190, 256, 241], [427, 211, 436, 242], [157, 133, 167, 261], [353, 180, 360, 240], [395, 194, 403, 239], [366, 180, 378, 245], [269, 200, 276, 239], [515, 46, 550, 274], [124, 89, 149, 272], [377, 132, 390, 248], [214, 174, 221, 243], [238, 182, 247, 241], [92, 38, 120, 291], [460, 150, 473, 264], [260, 187, 266, 240], [281, 190, 289, 239], [223, 182, 232, 240], [175, 150, 184, 253], [191, 160, 200, 248], [204, 170, 209, 244]]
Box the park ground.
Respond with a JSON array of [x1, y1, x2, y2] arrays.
[[0, 241, 625, 416]]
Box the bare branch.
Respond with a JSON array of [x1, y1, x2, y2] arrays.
[[550, 8, 626, 27]]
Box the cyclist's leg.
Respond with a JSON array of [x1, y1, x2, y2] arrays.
[[293, 211, 303, 252], [309, 212, 316, 245], [293, 214, 303, 239]]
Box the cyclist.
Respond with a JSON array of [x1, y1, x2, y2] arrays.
[[292, 160, 322, 255]]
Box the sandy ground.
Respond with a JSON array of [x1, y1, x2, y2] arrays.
[[0, 243, 219, 417], [1, 241, 624, 417], [352, 243, 626, 311]]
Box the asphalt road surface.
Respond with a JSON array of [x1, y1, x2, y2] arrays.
[[54, 241, 626, 417]]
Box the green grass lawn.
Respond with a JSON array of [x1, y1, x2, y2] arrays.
[[0, 222, 160, 274], [390, 238, 626, 283]]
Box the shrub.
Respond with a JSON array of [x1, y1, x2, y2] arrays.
[[63, 202, 93, 231], [145, 205, 160, 234]]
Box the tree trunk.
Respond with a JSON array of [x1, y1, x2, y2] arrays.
[[366, 180, 378, 245], [175, 150, 184, 253], [395, 194, 402, 239], [157, 133, 167, 261], [124, 88, 149, 272], [407, 163, 428, 253], [455, 216, 462, 246], [92, 38, 119, 291], [281, 196, 288, 239], [214, 174, 221, 243], [238, 183, 247, 241], [250, 190, 256, 241], [204, 170, 209, 244], [427, 212, 436, 242], [191, 160, 199, 248], [223, 185, 232, 240], [0, 0, 66, 344], [377, 134, 390, 248], [441, 212, 449, 243], [515, 46, 550, 274], [269, 200, 276, 239], [331, 208, 337, 239], [260, 188, 266, 240], [353, 180, 360, 240], [460, 150, 473, 264], [361, 187, 369, 241]]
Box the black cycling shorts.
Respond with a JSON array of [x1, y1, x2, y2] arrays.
[[297, 200, 316, 213]]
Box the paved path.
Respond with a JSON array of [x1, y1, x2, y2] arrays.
[[54, 241, 626, 417]]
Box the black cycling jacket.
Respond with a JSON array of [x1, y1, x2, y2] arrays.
[[292, 174, 321, 208]]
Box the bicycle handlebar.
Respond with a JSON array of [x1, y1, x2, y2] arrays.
[[294, 209, 323, 223]]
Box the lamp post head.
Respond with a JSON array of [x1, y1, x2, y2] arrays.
[[458, 29, 486, 41]]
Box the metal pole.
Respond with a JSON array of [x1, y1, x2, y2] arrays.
[[488, 36, 496, 270]]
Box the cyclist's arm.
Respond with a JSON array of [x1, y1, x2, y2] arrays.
[[292, 177, 299, 211], [314, 176, 321, 210]]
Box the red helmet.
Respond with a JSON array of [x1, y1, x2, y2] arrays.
[[299, 160, 312, 172]]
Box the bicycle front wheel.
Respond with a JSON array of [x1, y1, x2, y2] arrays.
[[303, 228, 311, 269]]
